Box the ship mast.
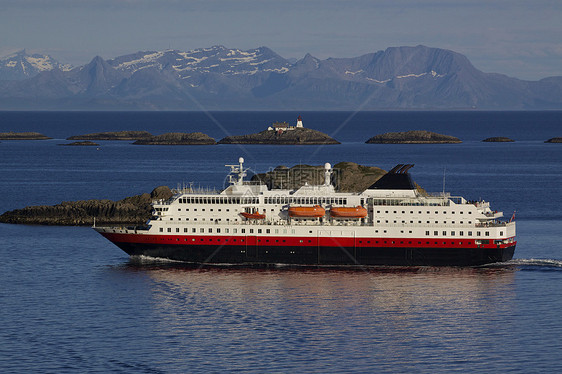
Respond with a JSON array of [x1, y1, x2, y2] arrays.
[[226, 157, 248, 185]]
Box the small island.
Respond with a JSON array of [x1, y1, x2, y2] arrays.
[[0, 132, 52, 140], [545, 137, 562, 143], [219, 116, 339, 145], [482, 137, 514, 142], [67, 130, 153, 140], [366, 130, 461, 144], [133, 132, 216, 145], [59, 141, 100, 146], [0, 186, 173, 226]]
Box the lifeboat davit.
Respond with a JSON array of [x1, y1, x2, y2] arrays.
[[240, 212, 266, 220], [330, 206, 368, 218], [288, 205, 326, 218]]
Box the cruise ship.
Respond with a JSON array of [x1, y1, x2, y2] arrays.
[[95, 158, 516, 266]]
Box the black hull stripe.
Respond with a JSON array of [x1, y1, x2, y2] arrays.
[[112, 242, 516, 267]]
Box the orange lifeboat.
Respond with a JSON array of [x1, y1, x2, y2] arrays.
[[330, 206, 368, 218], [288, 205, 326, 218], [240, 211, 266, 220]]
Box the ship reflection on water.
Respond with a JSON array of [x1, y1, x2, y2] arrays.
[[116, 260, 517, 370]]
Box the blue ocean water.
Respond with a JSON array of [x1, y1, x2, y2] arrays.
[[0, 111, 561, 372]]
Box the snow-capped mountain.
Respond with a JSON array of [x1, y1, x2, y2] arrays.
[[1, 45, 561, 110], [0, 50, 72, 81]]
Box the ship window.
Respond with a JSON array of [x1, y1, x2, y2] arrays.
[[485, 231, 490, 236], [435, 211, 438, 214], [233, 229, 237, 233], [200, 228, 204, 233], [402, 211, 405, 214], [477, 231, 481, 236], [468, 231, 472, 236], [241, 229, 245, 233], [460, 212, 463, 214], [176, 228, 179, 233], [469, 212, 472, 214], [500, 231, 503, 236], [426, 231, 430, 236], [167, 228, 171, 232], [451, 231, 455, 236], [394, 211, 397, 214], [377, 211, 380, 213], [385, 211, 388, 214], [159, 228, 163, 232], [192, 228, 196, 233], [460, 231, 464, 236], [418, 221, 421, 223], [217, 228, 220, 233], [443, 231, 446, 236], [377, 220, 380, 223], [170, 218, 173, 221], [408, 230, 412, 234], [460, 221, 463, 224], [250, 229, 254, 234], [225, 228, 229, 233], [452, 211, 455, 214], [274, 229, 278, 234], [434, 231, 438, 235], [258, 229, 262, 234], [266, 229, 270, 234]]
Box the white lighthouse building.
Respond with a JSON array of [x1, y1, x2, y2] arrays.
[[296, 115, 303, 128], [268, 115, 304, 132]]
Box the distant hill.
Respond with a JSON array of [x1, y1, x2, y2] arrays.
[[1, 45, 561, 110], [0, 50, 72, 81]]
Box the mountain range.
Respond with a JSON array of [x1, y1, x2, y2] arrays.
[[1, 45, 561, 110]]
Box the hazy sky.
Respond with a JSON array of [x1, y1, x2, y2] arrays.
[[0, 0, 560, 80]]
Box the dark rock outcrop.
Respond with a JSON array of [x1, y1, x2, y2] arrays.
[[67, 130, 152, 140], [0, 132, 51, 140], [59, 141, 100, 146], [545, 137, 562, 143], [366, 130, 461, 144], [218, 128, 339, 145], [0, 186, 173, 226], [133, 132, 216, 145], [482, 137, 514, 142], [252, 162, 386, 192]]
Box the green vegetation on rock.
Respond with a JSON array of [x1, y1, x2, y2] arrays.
[[219, 128, 339, 145], [133, 132, 216, 145], [366, 130, 461, 144], [0, 132, 51, 140], [67, 131, 153, 140]]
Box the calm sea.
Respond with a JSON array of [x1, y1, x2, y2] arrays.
[[1, 111, 561, 373]]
